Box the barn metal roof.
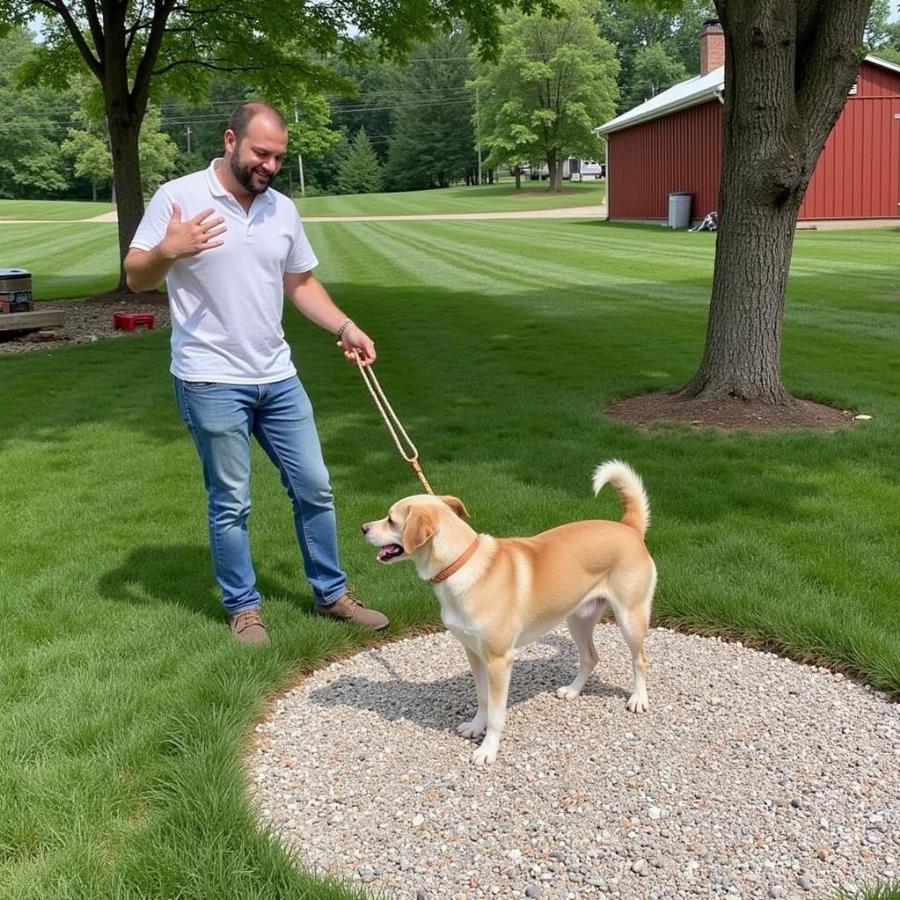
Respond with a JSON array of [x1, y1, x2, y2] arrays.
[[596, 55, 900, 136]]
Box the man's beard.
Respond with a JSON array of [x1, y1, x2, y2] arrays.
[[229, 151, 274, 194]]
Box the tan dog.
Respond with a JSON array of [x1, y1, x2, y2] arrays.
[[362, 460, 657, 765]]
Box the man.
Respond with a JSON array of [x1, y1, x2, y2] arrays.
[[124, 101, 389, 645]]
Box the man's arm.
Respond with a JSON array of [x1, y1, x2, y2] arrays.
[[283, 270, 376, 366], [125, 203, 226, 292]]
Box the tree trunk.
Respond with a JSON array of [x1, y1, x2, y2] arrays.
[[107, 116, 144, 291], [679, 191, 800, 403], [678, 0, 872, 403], [514, 166, 521, 189], [547, 152, 564, 191]]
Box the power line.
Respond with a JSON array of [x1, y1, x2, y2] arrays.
[[0, 88, 481, 130]]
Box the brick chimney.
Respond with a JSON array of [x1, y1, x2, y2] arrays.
[[700, 19, 725, 76]]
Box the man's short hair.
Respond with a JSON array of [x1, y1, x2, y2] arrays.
[[227, 102, 288, 141]]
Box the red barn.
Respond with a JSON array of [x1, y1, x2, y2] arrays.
[[597, 22, 900, 226]]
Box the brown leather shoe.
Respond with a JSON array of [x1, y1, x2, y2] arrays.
[[229, 609, 269, 645], [313, 592, 389, 631]]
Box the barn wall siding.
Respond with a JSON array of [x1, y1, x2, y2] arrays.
[[800, 63, 900, 219], [608, 101, 722, 222], [607, 61, 900, 223]]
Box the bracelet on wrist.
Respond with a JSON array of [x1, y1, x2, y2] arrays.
[[336, 318, 353, 339]]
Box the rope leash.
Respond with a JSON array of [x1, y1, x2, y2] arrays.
[[354, 354, 434, 495]]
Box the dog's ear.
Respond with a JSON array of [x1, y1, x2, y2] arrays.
[[440, 495, 469, 518], [402, 508, 436, 553]]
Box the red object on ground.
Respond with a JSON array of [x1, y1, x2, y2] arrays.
[[113, 312, 155, 331]]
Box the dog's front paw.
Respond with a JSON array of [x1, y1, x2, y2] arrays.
[[471, 738, 499, 766], [555, 684, 582, 701], [457, 718, 486, 739], [626, 691, 649, 713]]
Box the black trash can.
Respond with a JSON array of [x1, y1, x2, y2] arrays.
[[0, 268, 32, 313]]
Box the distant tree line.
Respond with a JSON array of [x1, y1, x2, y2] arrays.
[[2, 1, 898, 204]]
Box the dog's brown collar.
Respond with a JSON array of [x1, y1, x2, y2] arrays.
[[430, 537, 480, 584]]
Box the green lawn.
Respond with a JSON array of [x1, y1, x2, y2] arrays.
[[0, 199, 115, 221], [0, 182, 603, 229], [1, 218, 898, 898], [296, 179, 605, 216], [0, 223, 119, 299]]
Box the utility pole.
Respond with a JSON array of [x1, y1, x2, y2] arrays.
[[476, 87, 483, 186], [185, 124, 192, 154], [293, 105, 306, 197]]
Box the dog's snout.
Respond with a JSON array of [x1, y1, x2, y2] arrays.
[[361, 523, 370, 535]]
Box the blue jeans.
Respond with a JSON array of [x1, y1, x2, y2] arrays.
[[174, 376, 347, 615]]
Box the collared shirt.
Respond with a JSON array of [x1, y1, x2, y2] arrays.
[[130, 160, 318, 384]]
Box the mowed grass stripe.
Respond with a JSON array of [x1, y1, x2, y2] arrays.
[[1, 223, 120, 298], [297, 180, 605, 217], [0, 199, 115, 221], [309, 221, 900, 413], [310, 220, 716, 310]]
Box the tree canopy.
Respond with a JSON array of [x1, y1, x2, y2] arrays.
[[63, 106, 178, 200], [384, 31, 479, 191], [0, 29, 72, 198], [0, 0, 554, 282], [597, 0, 714, 112], [864, 0, 900, 62], [472, 0, 619, 191], [337, 128, 385, 194], [626, 42, 687, 107]]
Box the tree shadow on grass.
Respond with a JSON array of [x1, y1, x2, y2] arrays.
[[305, 630, 629, 734], [3, 281, 895, 534], [95, 542, 314, 622]]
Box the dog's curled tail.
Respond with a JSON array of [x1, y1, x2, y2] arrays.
[[592, 459, 651, 537]]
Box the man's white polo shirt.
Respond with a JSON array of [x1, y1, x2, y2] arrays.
[[130, 160, 318, 384]]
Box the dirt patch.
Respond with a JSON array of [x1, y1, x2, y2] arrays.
[[0, 291, 169, 354], [606, 390, 856, 434]]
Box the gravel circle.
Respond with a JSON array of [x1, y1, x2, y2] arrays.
[[247, 625, 900, 900]]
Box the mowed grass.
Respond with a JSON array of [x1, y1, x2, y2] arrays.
[[1, 217, 899, 898], [0, 181, 602, 229], [297, 179, 604, 216], [0, 199, 115, 221], [1, 183, 603, 299], [1, 223, 119, 299]]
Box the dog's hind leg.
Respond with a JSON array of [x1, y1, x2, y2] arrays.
[[556, 597, 605, 700], [471, 652, 513, 765], [457, 647, 488, 740], [610, 595, 650, 713]]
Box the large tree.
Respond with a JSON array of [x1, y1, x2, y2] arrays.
[[63, 105, 178, 200], [598, 0, 715, 111], [626, 42, 687, 107], [0, 0, 550, 287], [337, 127, 385, 194], [864, 0, 900, 62], [331, 41, 397, 165], [675, 0, 872, 403], [473, 0, 619, 191], [384, 30, 479, 190], [0, 29, 73, 199]]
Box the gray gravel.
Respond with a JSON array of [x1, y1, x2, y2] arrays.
[[247, 625, 900, 900]]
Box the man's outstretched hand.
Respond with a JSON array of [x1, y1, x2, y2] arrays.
[[160, 203, 226, 259]]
